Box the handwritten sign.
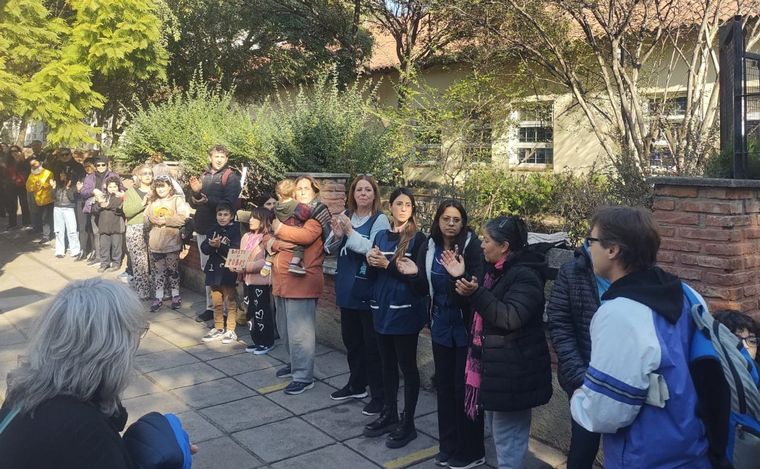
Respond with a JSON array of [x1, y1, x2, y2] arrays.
[[225, 248, 252, 271]]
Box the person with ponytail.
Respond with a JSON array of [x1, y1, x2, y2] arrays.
[[445, 215, 552, 469], [362, 187, 428, 449]]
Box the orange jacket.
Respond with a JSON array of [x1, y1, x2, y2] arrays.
[[270, 219, 325, 299]]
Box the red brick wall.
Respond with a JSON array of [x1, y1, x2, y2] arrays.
[[653, 181, 760, 319]]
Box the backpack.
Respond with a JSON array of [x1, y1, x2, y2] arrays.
[[684, 284, 760, 468], [220, 167, 242, 210]]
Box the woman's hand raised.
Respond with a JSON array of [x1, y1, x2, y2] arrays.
[[395, 257, 418, 276], [440, 248, 465, 278]]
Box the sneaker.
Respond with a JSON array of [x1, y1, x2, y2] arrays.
[[253, 344, 275, 355], [330, 385, 368, 401], [221, 330, 237, 344], [447, 456, 486, 469], [434, 452, 451, 466], [276, 364, 292, 378], [283, 380, 314, 395], [170, 295, 182, 310], [202, 328, 225, 342], [97, 264, 109, 273], [150, 299, 162, 312], [245, 344, 259, 353], [55, 254, 64, 259], [362, 398, 384, 416], [195, 309, 213, 322], [86, 257, 99, 266], [106, 264, 121, 273]]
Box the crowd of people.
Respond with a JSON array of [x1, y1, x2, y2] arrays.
[[2, 141, 760, 469]]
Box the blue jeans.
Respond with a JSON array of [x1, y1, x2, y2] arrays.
[[54, 206, 80, 256], [274, 296, 316, 383], [486, 409, 532, 469]]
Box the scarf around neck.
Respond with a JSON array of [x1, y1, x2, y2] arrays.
[[464, 254, 507, 420]]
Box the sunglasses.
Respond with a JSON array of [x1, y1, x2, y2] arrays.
[[95, 163, 107, 167]]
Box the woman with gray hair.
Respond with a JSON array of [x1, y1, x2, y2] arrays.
[[0, 279, 195, 468]]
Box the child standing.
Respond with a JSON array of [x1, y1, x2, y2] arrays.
[[144, 175, 190, 312], [201, 202, 241, 344], [235, 207, 275, 354], [92, 176, 125, 273], [51, 169, 81, 259]]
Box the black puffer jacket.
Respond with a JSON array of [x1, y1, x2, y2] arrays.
[[470, 249, 552, 412], [546, 248, 600, 395]]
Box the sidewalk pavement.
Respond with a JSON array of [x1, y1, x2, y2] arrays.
[[0, 228, 569, 469]]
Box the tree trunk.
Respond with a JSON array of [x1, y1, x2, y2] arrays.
[[15, 119, 27, 146]]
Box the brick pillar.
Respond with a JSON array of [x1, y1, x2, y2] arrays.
[[653, 177, 760, 319]]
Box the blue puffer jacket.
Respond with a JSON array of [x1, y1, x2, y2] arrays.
[[123, 412, 192, 469]]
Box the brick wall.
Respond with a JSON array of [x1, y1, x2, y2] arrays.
[[653, 177, 760, 319]]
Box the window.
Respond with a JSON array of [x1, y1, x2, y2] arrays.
[[411, 116, 442, 162], [464, 111, 492, 163], [511, 103, 554, 167], [648, 97, 685, 169]]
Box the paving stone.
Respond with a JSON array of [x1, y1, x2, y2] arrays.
[[207, 353, 281, 376], [345, 431, 438, 468], [147, 362, 226, 390], [149, 317, 209, 337], [192, 436, 263, 469], [0, 327, 27, 346], [185, 342, 247, 361], [322, 372, 351, 390], [415, 412, 439, 439], [134, 348, 199, 373], [234, 367, 288, 394], [270, 443, 377, 469], [173, 377, 256, 408], [147, 309, 189, 323], [528, 438, 567, 468], [160, 331, 210, 348], [301, 401, 375, 441], [175, 411, 224, 443], [0, 342, 25, 364], [123, 373, 162, 399], [266, 341, 291, 363], [136, 333, 178, 356], [123, 392, 189, 425], [233, 417, 333, 463], [313, 350, 351, 380], [199, 395, 292, 433], [265, 381, 344, 415]]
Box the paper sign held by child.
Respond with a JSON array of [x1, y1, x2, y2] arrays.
[[225, 248, 252, 271]]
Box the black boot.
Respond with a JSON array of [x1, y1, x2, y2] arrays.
[[386, 411, 417, 448], [363, 404, 399, 437]]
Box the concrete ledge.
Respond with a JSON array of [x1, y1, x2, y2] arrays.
[[650, 176, 760, 188]]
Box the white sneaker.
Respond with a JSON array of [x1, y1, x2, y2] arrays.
[[221, 330, 238, 344], [202, 328, 224, 342]]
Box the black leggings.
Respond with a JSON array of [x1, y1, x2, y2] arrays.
[[377, 333, 420, 416], [246, 284, 274, 347]]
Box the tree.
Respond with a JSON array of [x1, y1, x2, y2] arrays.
[[0, 0, 167, 146], [163, 0, 373, 100], [447, 0, 760, 178]]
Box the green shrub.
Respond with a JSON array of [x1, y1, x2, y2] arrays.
[[260, 68, 397, 182], [113, 76, 283, 193], [462, 168, 615, 244]]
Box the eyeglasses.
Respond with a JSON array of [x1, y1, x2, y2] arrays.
[[441, 216, 462, 225], [737, 334, 759, 346], [95, 163, 107, 167], [585, 237, 602, 244], [139, 323, 150, 339]]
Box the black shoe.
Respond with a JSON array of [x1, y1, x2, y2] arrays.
[[386, 411, 417, 448], [86, 257, 99, 266], [363, 405, 399, 437], [283, 380, 314, 395], [362, 398, 384, 416], [276, 364, 292, 378], [330, 385, 368, 401], [434, 452, 451, 466], [447, 456, 486, 469], [55, 254, 64, 259], [195, 309, 213, 322], [97, 264, 109, 273], [74, 252, 87, 262], [106, 264, 120, 272]]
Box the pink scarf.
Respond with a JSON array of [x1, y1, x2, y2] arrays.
[[464, 255, 507, 420]]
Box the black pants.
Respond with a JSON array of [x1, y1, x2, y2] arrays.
[[433, 342, 485, 460], [91, 214, 101, 261], [341, 307, 384, 402], [10, 186, 30, 227], [99, 232, 123, 267], [2, 187, 18, 227], [566, 417, 601, 469], [377, 333, 419, 415], [246, 284, 275, 347], [38, 203, 53, 240], [76, 200, 90, 254]]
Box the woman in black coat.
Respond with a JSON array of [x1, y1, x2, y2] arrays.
[[443, 215, 552, 469], [416, 200, 486, 468]]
